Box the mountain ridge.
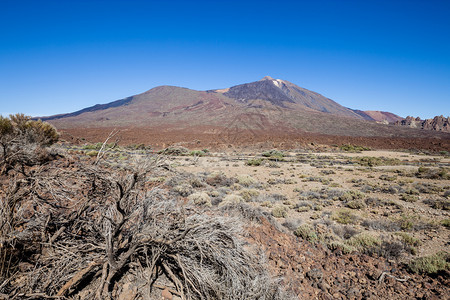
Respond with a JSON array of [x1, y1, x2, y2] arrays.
[[39, 77, 450, 143]]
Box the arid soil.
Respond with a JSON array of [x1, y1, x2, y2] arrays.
[[1, 142, 449, 299], [60, 126, 450, 152]]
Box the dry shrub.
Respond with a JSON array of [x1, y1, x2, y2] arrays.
[[0, 155, 293, 299]]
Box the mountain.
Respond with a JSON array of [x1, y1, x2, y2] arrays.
[[352, 110, 404, 123], [214, 76, 362, 118], [40, 77, 449, 148]]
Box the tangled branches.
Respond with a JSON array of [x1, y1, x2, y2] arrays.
[[0, 153, 293, 299]]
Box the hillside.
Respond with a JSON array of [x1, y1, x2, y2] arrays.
[[352, 110, 404, 123]]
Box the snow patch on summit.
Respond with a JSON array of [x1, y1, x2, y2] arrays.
[[272, 79, 284, 88]]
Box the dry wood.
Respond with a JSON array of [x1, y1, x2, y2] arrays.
[[56, 261, 101, 296]]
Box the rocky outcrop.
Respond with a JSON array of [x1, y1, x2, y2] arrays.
[[395, 115, 450, 132]]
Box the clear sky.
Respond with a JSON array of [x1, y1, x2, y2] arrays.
[[1, 0, 449, 119]]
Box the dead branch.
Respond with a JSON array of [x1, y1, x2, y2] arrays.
[[56, 260, 102, 296], [94, 129, 119, 165], [378, 272, 410, 283]]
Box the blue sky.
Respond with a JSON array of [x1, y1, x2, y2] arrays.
[[1, 0, 449, 119]]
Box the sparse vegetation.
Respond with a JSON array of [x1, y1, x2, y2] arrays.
[[1, 135, 448, 298], [271, 205, 288, 218], [332, 209, 359, 224], [0, 114, 59, 174], [294, 224, 318, 243], [339, 144, 371, 152], [409, 252, 450, 274], [246, 158, 263, 166]]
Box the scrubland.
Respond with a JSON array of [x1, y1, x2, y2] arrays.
[[1, 122, 449, 299]]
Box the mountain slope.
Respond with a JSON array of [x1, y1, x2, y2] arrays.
[[352, 110, 404, 123]]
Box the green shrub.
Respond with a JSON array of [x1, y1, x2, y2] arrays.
[[188, 192, 212, 207], [220, 194, 244, 206], [379, 174, 397, 181], [400, 194, 419, 202], [158, 147, 189, 156], [395, 232, 421, 247], [340, 144, 370, 152], [294, 224, 318, 243], [408, 252, 449, 274], [416, 167, 450, 180], [271, 205, 288, 218], [327, 241, 356, 254], [353, 156, 400, 167], [189, 150, 207, 157], [346, 200, 366, 209], [340, 190, 365, 201], [441, 219, 450, 228], [332, 209, 359, 224], [173, 184, 193, 197], [86, 150, 99, 157], [348, 233, 381, 250], [239, 189, 260, 202], [246, 158, 263, 166], [395, 214, 419, 231], [262, 150, 284, 160], [237, 175, 257, 187]]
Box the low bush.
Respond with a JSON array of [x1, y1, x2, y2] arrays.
[[262, 150, 285, 160], [346, 200, 366, 209], [348, 233, 381, 251], [86, 150, 99, 157], [293, 224, 318, 243], [158, 146, 189, 156], [416, 167, 449, 180], [400, 193, 419, 202], [395, 232, 421, 247], [441, 219, 450, 228], [362, 219, 400, 232], [173, 184, 193, 197], [189, 150, 207, 157], [339, 190, 365, 201], [246, 158, 263, 166], [332, 209, 359, 225], [409, 252, 450, 274], [220, 194, 244, 206], [331, 224, 359, 240], [423, 198, 450, 210], [353, 156, 400, 167], [271, 205, 288, 218], [188, 192, 212, 207], [339, 144, 371, 152], [206, 172, 236, 187], [379, 174, 397, 181], [240, 189, 260, 202], [237, 175, 257, 187]]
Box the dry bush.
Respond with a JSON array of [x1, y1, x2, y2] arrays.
[[0, 154, 293, 299]]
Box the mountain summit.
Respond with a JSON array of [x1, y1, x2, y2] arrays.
[[215, 77, 361, 118]]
